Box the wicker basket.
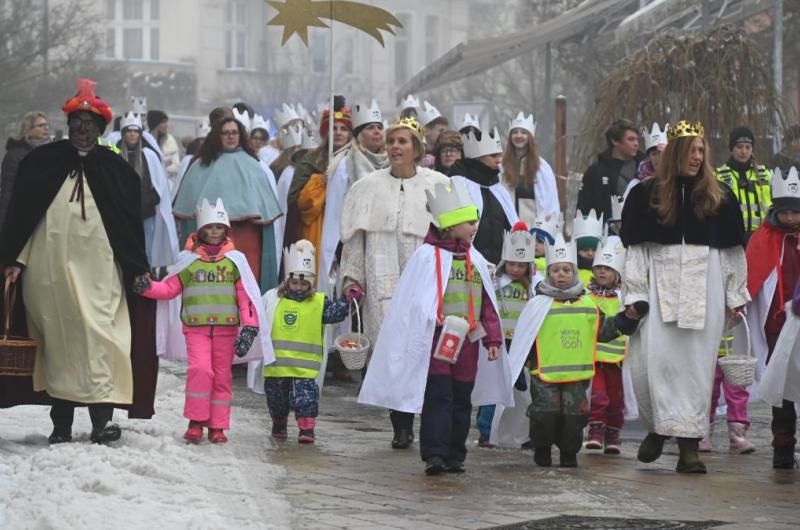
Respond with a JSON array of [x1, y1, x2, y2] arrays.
[[718, 317, 755, 387], [334, 298, 370, 371], [0, 277, 37, 376]]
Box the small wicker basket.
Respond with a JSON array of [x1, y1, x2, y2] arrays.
[[718, 317, 755, 387], [334, 298, 370, 371], [0, 276, 37, 377]]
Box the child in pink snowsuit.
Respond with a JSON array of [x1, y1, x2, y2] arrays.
[[134, 200, 259, 444]]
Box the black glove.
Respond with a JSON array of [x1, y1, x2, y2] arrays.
[[633, 301, 649, 317], [132, 274, 152, 294], [234, 326, 258, 357], [514, 369, 528, 391]]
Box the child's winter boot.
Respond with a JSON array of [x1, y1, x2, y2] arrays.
[[534, 446, 552, 467], [208, 428, 228, 444], [728, 422, 755, 454], [425, 456, 446, 476], [604, 427, 621, 455], [676, 437, 707, 474], [559, 453, 578, 468], [637, 432, 668, 463], [772, 446, 798, 470], [183, 420, 204, 443], [271, 419, 288, 440], [48, 426, 72, 445], [585, 422, 604, 450], [478, 434, 495, 448], [297, 417, 316, 444]]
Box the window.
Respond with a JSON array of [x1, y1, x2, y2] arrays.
[[225, 0, 247, 69], [103, 0, 160, 60], [394, 14, 411, 84], [425, 15, 438, 65]]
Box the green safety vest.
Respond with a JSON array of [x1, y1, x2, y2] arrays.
[[442, 259, 483, 320], [578, 268, 593, 287], [715, 164, 772, 233], [265, 293, 325, 378], [497, 280, 529, 339], [97, 137, 122, 155], [534, 296, 599, 383], [178, 257, 240, 326], [534, 257, 547, 276], [589, 293, 627, 364], [717, 334, 734, 357]]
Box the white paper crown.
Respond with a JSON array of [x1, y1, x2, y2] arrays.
[[399, 94, 420, 112], [573, 209, 604, 240], [233, 108, 251, 133], [352, 99, 383, 130], [425, 179, 475, 227], [196, 198, 230, 229], [643, 122, 669, 151], [609, 195, 625, 222], [276, 103, 302, 129], [463, 127, 503, 159], [251, 113, 270, 132], [417, 100, 442, 126], [458, 113, 482, 133], [773, 166, 800, 199], [283, 239, 316, 279], [592, 234, 626, 276], [197, 121, 211, 138], [502, 224, 536, 263], [120, 111, 142, 131], [532, 211, 563, 241], [301, 127, 320, 150], [545, 233, 577, 267], [280, 124, 303, 149], [129, 96, 147, 116], [508, 111, 536, 137]]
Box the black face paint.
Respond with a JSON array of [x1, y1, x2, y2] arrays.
[[68, 111, 101, 152]]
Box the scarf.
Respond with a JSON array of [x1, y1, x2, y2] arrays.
[[587, 280, 620, 298], [536, 277, 585, 300], [345, 140, 389, 184]]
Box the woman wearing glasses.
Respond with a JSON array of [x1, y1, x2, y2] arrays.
[[173, 117, 283, 293], [0, 111, 49, 230]]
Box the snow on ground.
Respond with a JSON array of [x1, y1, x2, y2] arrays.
[[0, 361, 290, 530]]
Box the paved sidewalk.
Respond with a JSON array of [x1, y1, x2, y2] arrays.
[[234, 369, 799, 530]]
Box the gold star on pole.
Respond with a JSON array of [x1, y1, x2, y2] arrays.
[[267, 0, 329, 46], [266, 0, 403, 47]]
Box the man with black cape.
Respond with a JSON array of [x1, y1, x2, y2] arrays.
[[0, 78, 158, 444]]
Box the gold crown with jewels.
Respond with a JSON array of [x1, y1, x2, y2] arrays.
[[668, 120, 705, 140], [387, 115, 426, 142]]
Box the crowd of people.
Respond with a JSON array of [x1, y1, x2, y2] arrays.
[[1, 78, 799, 478]]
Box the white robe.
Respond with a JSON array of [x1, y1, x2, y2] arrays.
[[317, 157, 350, 297], [154, 250, 273, 366], [273, 165, 295, 270], [358, 244, 513, 413], [143, 147, 179, 268]]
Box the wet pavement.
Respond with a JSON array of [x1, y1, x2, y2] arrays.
[[233, 368, 799, 530]]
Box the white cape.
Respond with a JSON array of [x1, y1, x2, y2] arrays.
[[451, 175, 519, 228], [273, 165, 295, 270], [144, 147, 180, 268], [756, 302, 800, 406], [174, 155, 194, 200], [155, 250, 274, 365], [246, 288, 330, 395], [358, 244, 513, 413]]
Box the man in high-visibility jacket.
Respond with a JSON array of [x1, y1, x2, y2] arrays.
[[715, 126, 772, 238]]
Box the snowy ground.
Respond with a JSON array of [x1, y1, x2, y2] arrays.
[[0, 361, 290, 530]]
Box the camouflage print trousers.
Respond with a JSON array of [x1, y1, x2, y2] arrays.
[[528, 377, 590, 455]]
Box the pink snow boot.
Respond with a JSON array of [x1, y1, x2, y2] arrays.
[[585, 422, 604, 450], [184, 421, 204, 443], [728, 422, 755, 454], [297, 417, 316, 444], [208, 428, 228, 444]]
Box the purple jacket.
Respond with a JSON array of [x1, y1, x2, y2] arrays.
[[793, 279, 800, 317]]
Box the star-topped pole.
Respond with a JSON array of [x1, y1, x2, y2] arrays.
[[266, 0, 402, 46]]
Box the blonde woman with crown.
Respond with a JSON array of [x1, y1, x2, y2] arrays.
[[340, 116, 449, 449], [620, 121, 750, 474]]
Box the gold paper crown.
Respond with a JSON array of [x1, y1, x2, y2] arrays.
[[387, 115, 426, 142], [669, 120, 705, 140]]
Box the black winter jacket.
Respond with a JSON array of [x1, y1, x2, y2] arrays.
[[0, 138, 34, 230], [577, 150, 642, 220]]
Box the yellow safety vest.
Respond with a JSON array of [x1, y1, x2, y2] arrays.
[[497, 280, 529, 340], [534, 296, 599, 383], [717, 334, 734, 358], [578, 268, 593, 287], [589, 293, 627, 364], [715, 164, 772, 234], [265, 293, 325, 379], [442, 259, 482, 320], [534, 257, 547, 276]]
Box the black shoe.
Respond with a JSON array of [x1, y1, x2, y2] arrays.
[[534, 446, 552, 467], [773, 447, 798, 470], [391, 429, 414, 449], [425, 456, 446, 476], [637, 432, 668, 463], [90, 424, 122, 444], [48, 427, 72, 444], [559, 453, 578, 468], [676, 438, 707, 474], [521, 440, 534, 450], [445, 461, 465, 473]]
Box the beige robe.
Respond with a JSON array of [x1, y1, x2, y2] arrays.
[[17, 172, 133, 404]]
